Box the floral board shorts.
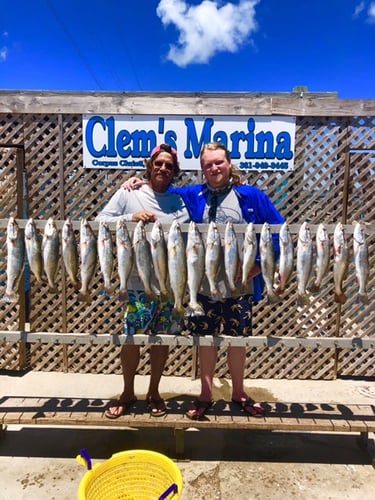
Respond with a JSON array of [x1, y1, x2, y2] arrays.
[[124, 290, 182, 336], [186, 293, 253, 337]]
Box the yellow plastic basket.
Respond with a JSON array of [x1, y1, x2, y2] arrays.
[[77, 449, 183, 500]]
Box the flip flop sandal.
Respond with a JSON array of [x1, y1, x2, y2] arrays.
[[186, 400, 214, 420], [232, 399, 265, 417], [104, 398, 137, 420], [147, 398, 167, 417]]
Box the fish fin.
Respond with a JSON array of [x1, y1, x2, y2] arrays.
[[334, 292, 347, 304]]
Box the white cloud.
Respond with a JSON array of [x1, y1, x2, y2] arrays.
[[354, 1, 365, 17], [368, 2, 375, 22], [156, 0, 259, 67], [0, 46, 8, 62]]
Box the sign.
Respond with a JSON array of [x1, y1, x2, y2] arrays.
[[82, 115, 296, 171]]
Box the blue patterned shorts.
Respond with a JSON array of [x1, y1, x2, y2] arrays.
[[124, 290, 182, 335], [186, 293, 253, 337]]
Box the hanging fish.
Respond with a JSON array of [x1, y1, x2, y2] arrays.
[[309, 223, 330, 294], [185, 221, 205, 317], [260, 222, 281, 305], [224, 221, 240, 295], [333, 222, 349, 304], [133, 220, 157, 301], [24, 217, 44, 284], [42, 217, 60, 294], [2, 217, 25, 304], [116, 218, 134, 303], [167, 219, 187, 317], [276, 221, 294, 295], [78, 219, 97, 302], [205, 221, 222, 301], [296, 222, 313, 306], [97, 220, 114, 296], [150, 220, 170, 302], [353, 221, 369, 304], [62, 218, 80, 289], [241, 222, 258, 293]]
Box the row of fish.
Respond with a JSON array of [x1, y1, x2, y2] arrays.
[[2, 218, 370, 313], [293, 221, 370, 306]]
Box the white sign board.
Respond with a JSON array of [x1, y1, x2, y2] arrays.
[[82, 115, 296, 171]]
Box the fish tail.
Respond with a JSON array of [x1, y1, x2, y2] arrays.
[[308, 282, 320, 294], [159, 290, 171, 303], [185, 303, 205, 317], [78, 292, 91, 302], [267, 290, 283, 305], [274, 284, 285, 296], [357, 293, 368, 305], [144, 291, 158, 302], [297, 293, 310, 307], [104, 285, 114, 296], [334, 292, 347, 304], [73, 279, 81, 290], [2, 292, 18, 304], [118, 289, 129, 303]]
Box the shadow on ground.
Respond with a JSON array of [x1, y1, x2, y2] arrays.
[[0, 426, 371, 466]]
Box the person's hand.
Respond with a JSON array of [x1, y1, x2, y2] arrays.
[[122, 177, 144, 191], [132, 211, 156, 223]]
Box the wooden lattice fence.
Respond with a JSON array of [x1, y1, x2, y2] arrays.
[[0, 93, 374, 379]]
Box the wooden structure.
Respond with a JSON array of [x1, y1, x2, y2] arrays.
[[1, 393, 374, 460], [0, 90, 374, 380]]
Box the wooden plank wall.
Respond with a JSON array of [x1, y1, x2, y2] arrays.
[[0, 92, 374, 379]]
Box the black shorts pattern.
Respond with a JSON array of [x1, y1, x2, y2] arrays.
[[186, 293, 253, 337]]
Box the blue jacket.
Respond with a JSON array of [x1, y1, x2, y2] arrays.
[[170, 183, 285, 302]]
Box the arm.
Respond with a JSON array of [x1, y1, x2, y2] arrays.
[[122, 177, 145, 191], [96, 188, 156, 223]]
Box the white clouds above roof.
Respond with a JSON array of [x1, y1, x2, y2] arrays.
[[157, 0, 259, 67]]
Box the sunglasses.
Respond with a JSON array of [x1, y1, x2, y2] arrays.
[[153, 160, 174, 170]]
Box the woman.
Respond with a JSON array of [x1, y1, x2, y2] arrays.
[[96, 144, 190, 418]]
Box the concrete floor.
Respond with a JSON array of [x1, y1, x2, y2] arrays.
[[0, 371, 375, 499]]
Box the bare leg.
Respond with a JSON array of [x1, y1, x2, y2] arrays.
[[147, 345, 169, 400], [227, 346, 248, 401], [147, 345, 169, 416], [105, 344, 140, 418], [121, 344, 140, 401], [228, 345, 264, 415], [198, 345, 218, 401]]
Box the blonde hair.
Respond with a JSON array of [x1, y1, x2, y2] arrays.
[[200, 142, 242, 185]]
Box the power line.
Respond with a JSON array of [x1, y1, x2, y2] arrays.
[[46, 0, 104, 90]]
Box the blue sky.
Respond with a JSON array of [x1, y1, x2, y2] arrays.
[[1, 0, 375, 99]]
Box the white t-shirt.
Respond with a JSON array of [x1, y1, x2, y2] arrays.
[[96, 184, 190, 291]]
